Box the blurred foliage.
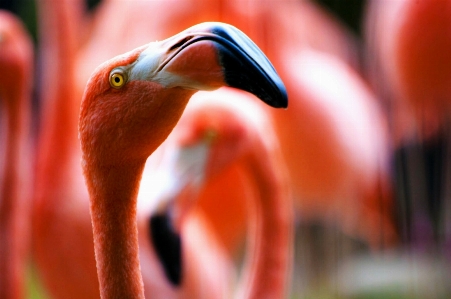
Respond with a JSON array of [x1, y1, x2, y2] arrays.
[[313, 0, 366, 37], [26, 264, 49, 299], [0, 0, 367, 45], [87, 0, 101, 10], [0, 0, 37, 42]]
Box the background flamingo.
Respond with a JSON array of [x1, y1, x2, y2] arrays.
[[138, 87, 293, 298], [0, 10, 33, 299], [365, 0, 451, 250], [32, 1, 100, 297]]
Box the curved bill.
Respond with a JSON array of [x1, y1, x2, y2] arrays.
[[129, 22, 288, 108]]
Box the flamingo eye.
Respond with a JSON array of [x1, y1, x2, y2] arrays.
[[203, 129, 218, 143], [109, 69, 127, 88]]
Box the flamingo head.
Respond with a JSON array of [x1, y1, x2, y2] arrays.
[[79, 22, 287, 166]]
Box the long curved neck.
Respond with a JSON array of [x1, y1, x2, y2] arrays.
[[35, 0, 84, 192], [0, 81, 31, 299], [84, 160, 146, 299], [238, 136, 293, 299]]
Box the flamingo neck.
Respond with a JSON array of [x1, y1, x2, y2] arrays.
[[85, 160, 146, 299], [0, 87, 30, 299], [238, 138, 292, 299], [35, 0, 83, 189]]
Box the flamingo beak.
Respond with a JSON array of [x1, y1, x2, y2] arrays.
[[128, 22, 288, 108]]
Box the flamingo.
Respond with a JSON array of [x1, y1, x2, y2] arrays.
[[137, 87, 293, 298], [0, 10, 33, 299], [365, 0, 451, 246], [78, 22, 288, 298], [32, 1, 265, 298], [32, 1, 240, 298]]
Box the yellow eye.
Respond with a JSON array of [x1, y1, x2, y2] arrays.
[[109, 69, 127, 88], [204, 129, 218, 143]]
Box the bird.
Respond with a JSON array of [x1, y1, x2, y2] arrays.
[[78, 22, 288, 299], [32, 2, 242, 298], [32, 1, 277, 298], [0, 10, 33, 299], [137, 87, 293, 298], [364, 0, 451, 247]]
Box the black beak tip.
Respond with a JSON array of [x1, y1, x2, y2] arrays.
[[208, 23, 288, 109], [251, 80, 288, 109], [268, 81, 288, 109]]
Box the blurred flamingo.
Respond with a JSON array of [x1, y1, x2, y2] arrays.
[[0, 10, 33, 299], [365, 0, 451, 247], [273, 48, 395, 248], [139, 87, 293, 298], [32, 1, 101, 298]]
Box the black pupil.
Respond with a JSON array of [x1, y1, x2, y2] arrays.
[[114, 76, 121, 83]]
